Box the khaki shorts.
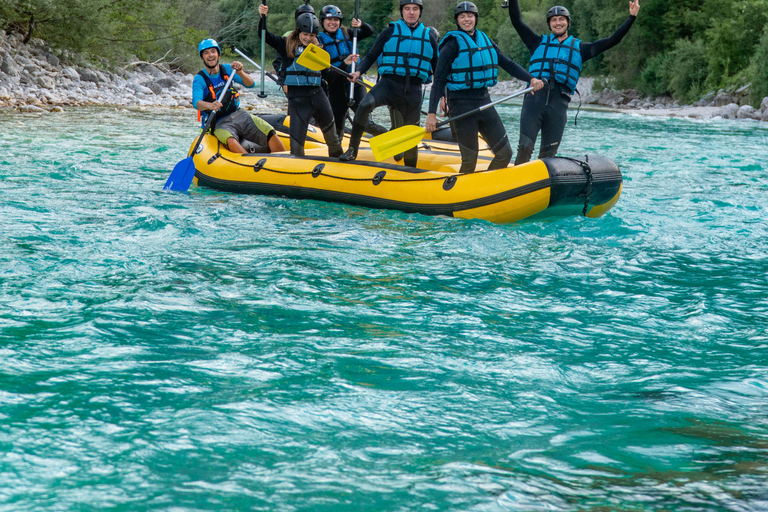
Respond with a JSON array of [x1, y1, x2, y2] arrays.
[[213, 109, 274, 151]]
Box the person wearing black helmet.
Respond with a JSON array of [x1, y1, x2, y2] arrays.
[[508, 0, 640, 164], [192, 38, 286, 154], [316, 5, 386, 141], [259, 4, 355, 157], [340, 0, 439, 167], [426, 2, 544, 174], [272, 1, 317, 88]]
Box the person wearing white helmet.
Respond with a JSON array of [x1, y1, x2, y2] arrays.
[[192, 38, 285, 154], [507, 0, 640, 164], [340, 0, 439, 167], [426, 2, 544, 174], [258, 5, 355, 157]]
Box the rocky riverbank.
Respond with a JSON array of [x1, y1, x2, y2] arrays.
[[4, 30, 768, 123]]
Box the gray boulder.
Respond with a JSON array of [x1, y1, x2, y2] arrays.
[[61, 66, 80, 81], [138, 63, 166, 79], [78, 67, 100, 83], [36, 75, 55, 89], [712, 91, 734, 107], [145, 82, 162, 95], [155, 77, 178, 89], [1, 55, 20, 76], [720, 103, 739, 119], [760, 97, 768, 113], [44, 52, 59, 67], [736, 105, 761, 120]]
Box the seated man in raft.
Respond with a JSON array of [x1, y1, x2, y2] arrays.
[[193, 39, 286, 154]]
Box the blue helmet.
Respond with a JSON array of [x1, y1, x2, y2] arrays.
[[198, 38, 220, 57]]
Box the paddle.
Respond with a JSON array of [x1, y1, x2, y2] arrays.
[[296, 43, 374, 89], [258, 0, 267, 98], [368, 86, 534, 162], [234, 47, 279, 84], [164, 71, 237, 192], [348, 0, 360, 106]]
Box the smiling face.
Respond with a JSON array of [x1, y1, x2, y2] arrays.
[[322, 17, 340, 32], [548, 15, 569, 37], [201, 48, 219, 70], [299, 31, 315, 46], [401, 4, 421, 25], [457, 12, 476, 32]]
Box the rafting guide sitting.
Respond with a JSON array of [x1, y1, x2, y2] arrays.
[[193, 38, 286, 154]]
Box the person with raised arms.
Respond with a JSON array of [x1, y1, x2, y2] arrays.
[[426, 2, 544, 174], [258, 5, 355, 157], [317, 4, 386, 141], [507, 0, 640, 164], [193, 39, 286, 154], [340, 0, 439, 167]]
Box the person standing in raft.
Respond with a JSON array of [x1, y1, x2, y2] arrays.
[[425, 2, 544, 174], [507, 0, 640, 164], [340, 0, 439, 167], [317, 4, 387, 141], [193, 39, 286, 154], [258, 6, 353, 157]]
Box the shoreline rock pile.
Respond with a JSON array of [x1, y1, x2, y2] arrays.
[[4, 30, 768, 123]]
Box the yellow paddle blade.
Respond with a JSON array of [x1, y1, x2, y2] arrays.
[[295, 43, 331, 71], [369, 125, 427, 162]]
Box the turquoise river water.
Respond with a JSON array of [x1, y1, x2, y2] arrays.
[[1, 101, 767, 512]]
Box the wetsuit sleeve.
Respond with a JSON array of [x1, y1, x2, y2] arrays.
[[429, 28, 439, 74], [192, 74, 208, 110], [580, 16, 636, 61], [258, 16, 288, 58], [357, 25, 394, 74], [427, 37, 458, 114], [507, 0, 542, 51], [357, 22, 375, 41], [493, 42, 533, 83]]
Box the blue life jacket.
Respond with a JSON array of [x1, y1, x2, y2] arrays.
[[528, 34, 582, 93], [282, 46, 322, 87], [198, 65, 240, 126], [318, 29, 353, 72], [441, 30, 498, 91], [377, 19, 434, 82]]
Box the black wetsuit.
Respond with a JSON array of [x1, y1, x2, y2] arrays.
[[508, 0, 636, 163], [320, 23, 387, 140], [259, 18, 342, 157], [341, 22, 439, 168], [429, 34, 533, 174]]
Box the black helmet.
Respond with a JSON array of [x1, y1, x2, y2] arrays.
[[320, 5, 342, 21], [400, 0, 423, 11], [546, 5, 570, 24], [296, 12, 321, 34], [454, 1, 478, 20], [295, 1, 315, 20]]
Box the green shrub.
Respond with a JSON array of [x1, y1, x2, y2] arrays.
[[665, 38, 708, 103], [638, 51, 670, 97]]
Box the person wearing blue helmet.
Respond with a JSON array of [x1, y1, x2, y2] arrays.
[[507, 0, 640, 164], [192, 38, 285, 153]]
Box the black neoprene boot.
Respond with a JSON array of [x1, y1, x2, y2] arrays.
[[339, 123, 365, 161]]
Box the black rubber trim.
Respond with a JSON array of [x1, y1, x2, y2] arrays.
[[195, 172, 552, 216]]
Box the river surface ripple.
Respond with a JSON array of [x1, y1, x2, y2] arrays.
[[1, 106, 767, 511]]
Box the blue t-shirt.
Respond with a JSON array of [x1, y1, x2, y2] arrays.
[[192, 64, 254, 113]]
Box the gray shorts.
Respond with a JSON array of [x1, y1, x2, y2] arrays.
[[213, 109, 273, 151]]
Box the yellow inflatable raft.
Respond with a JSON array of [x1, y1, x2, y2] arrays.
[[190, 118, 622, 224]]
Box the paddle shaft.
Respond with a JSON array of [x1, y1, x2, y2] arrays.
[[234, 47, 279, 84], [190, 71, 238, 157], [258, 0, 267, 97], [348, 0, 360, 105], [434, 86, 534, 129]]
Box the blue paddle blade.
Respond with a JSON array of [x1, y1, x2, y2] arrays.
[[164, 156, 197, 192]]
